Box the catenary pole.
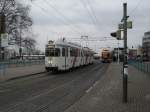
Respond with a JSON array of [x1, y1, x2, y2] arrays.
[[123, 3, 128, 103]]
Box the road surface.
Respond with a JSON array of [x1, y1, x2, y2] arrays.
[[0, 61, 109, 112]]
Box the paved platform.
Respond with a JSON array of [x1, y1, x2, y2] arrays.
[[0, 64, 45, 82], [65, 63, 150, 112]]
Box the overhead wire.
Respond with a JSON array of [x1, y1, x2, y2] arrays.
[[79, 0, 97, 26], [85, 0, 99, 26], [31, 0, 112, 43], [79, 0, 110, 40], [31, 1, 83, 35], [31, 3, 81, 39], [44, 0, 84, 35], [128, 0, 145, 28], [129, 0, 143, 16], [31, 3, 62, 36], [44, 0, 108, 41], [128, 0, 145, 23]]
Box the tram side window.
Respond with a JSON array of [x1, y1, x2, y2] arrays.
[[78, 49, 80, 57], [70, 48, 74, 56], [75, 49, 78, 57], [70, 48, 74, 57], [81, 50, 84, 57], [62, 48, 65, 57], [70, 48, 79, 57], [62, 48, 68, 57], [66, 48, 68, 57]]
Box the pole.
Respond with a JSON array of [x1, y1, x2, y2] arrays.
[[86, 36, 88, 47], [118, 40, 120, 64], [19, 28, 22, 59], [18, 16, 22, 60], [81, 35, 88, 47], [0, 13, 5, 61], [123, 3, 128, 103], [0, 14, 2, 61]]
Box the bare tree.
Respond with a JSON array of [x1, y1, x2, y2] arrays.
[[22, 37, 37, 55], [0, 0, 32, 44]]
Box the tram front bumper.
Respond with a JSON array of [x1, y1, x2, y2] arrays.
[[45, 67, 58, 71]]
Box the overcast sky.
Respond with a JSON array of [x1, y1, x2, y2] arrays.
[[22, 0, 150, 53]]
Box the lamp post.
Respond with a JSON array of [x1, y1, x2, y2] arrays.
[[122, 3, 128, 103], [0, 13, 6, 61], [17, 14, 22, 60], [117, 40, 120, 64]]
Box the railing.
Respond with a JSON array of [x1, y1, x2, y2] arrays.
[[0, 60, 44, 70], [130, 61, 150, 74]]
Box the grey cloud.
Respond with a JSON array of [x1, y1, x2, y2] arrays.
[[29, 0, 150, 51]]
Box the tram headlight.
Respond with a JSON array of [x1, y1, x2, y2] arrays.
[[48, 60, 53, 64]]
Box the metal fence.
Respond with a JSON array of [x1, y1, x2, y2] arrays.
[[0, 60, 44, 70], [130, 61, 150, 74]]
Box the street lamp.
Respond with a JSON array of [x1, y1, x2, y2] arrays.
[[0, 13, 6, 61], [16, 14, 23, 60]]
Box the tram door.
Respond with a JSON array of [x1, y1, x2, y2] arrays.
[[62, 47, 68, 70]]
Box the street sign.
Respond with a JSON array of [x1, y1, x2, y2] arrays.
[[8, 42, 16, 45], [118, 24, 124, 29], [8, 38, 16, 45], [110, 30, 121, 40], [119, 21, 132, 29], [1, 33, 8, 47], [127, 21, 132, 29]]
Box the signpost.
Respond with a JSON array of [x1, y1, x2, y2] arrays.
[[111, 3, 132, 103], [1, 33, 8, 47]]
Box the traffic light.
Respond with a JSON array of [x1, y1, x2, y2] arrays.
[[110, 30, 121, 40], [110, 32, 117, 37]]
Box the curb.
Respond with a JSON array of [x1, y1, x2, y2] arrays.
[[0, 71, 47, 83]]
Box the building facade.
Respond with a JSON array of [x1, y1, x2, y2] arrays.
[[112, 48, 124, 62], [143, 31, 150, 61], [128, 49, 137, 60]]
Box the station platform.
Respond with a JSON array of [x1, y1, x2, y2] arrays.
[[65, 63, 150, 112]]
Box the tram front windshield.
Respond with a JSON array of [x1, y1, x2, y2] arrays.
[[45, 48, 60, 57]]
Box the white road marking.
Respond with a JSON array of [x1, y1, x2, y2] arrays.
[[86, 86, 93, 93], [93, 81, 99, 87], [86, 81, 99, 93]]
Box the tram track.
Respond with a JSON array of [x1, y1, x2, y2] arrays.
[[22, 63, 105, 112], [0, 61, 108, 112], [2, 63, 101, 111]]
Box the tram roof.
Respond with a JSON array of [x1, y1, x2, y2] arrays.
[[46, 40, 93, 52]]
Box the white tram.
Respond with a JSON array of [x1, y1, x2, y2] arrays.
[[45, 39, 94, 72]]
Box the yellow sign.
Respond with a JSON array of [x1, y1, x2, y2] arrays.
[[127, 21, 132, 29]]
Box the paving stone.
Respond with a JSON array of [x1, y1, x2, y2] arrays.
[[65, 63, 150, 112]]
